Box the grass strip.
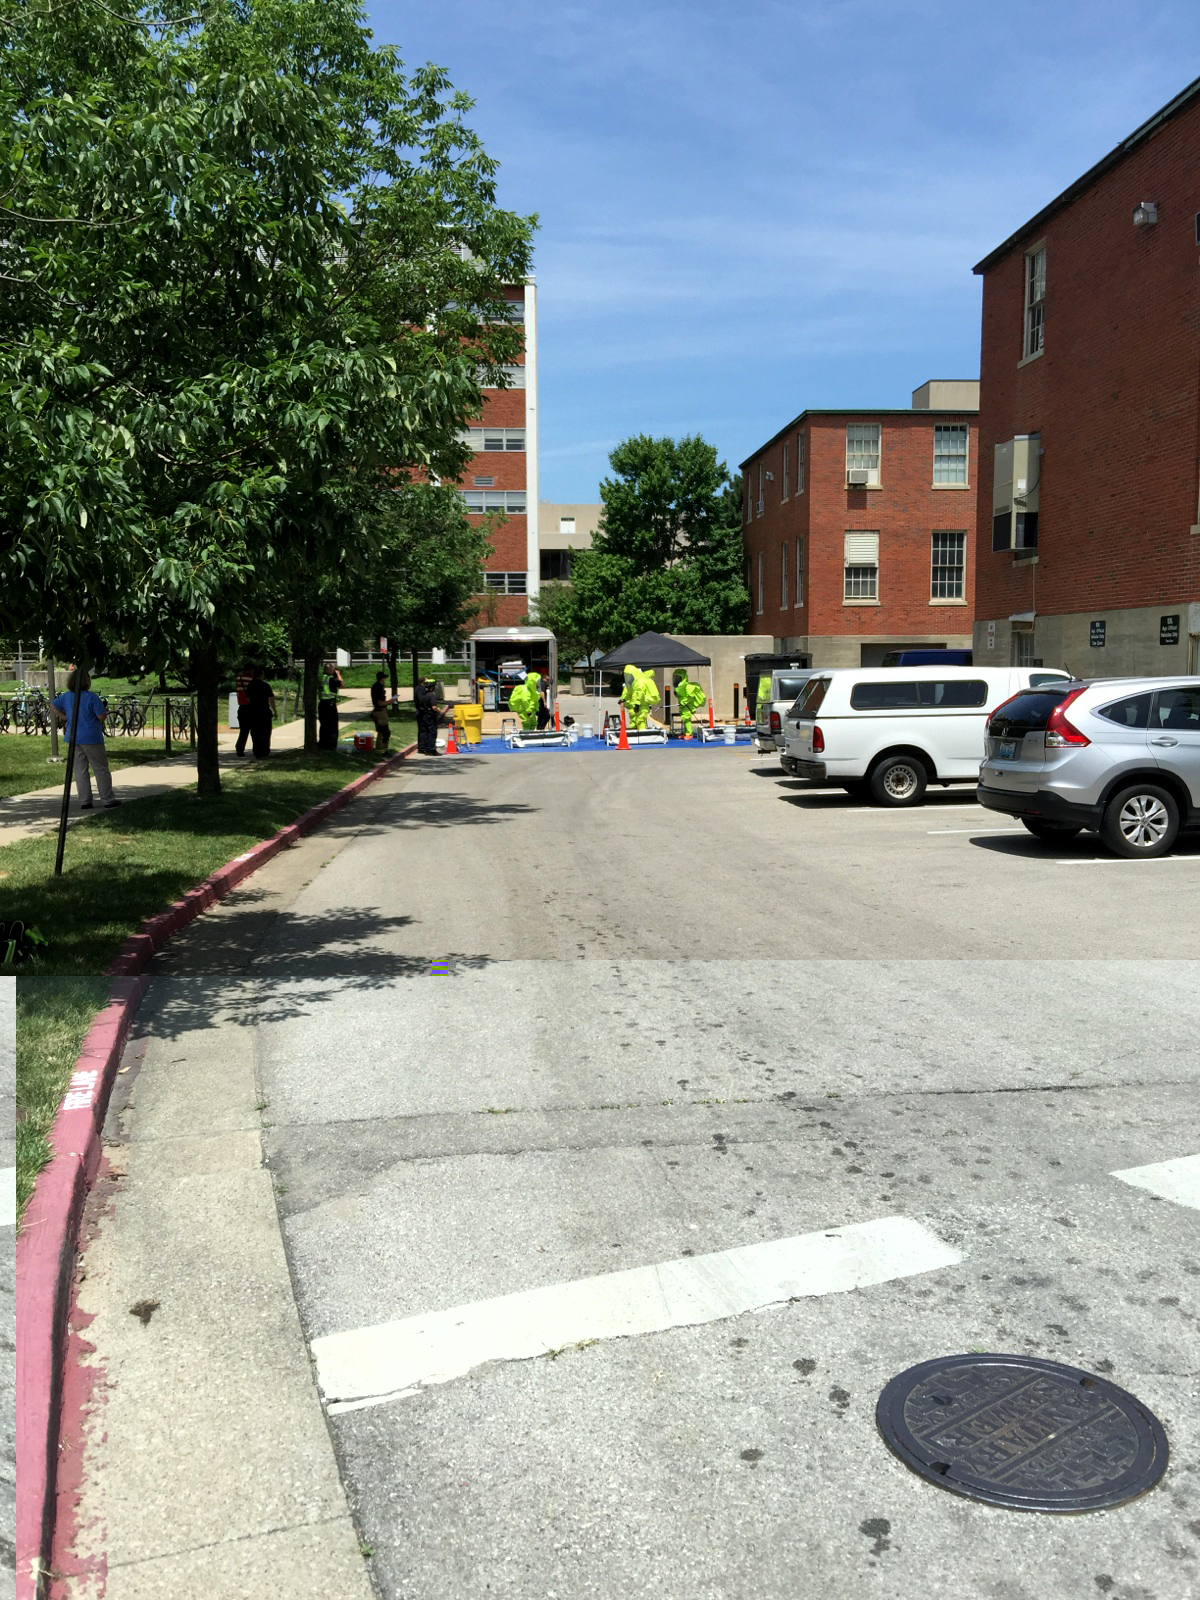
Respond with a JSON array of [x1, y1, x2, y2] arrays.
[[0, 734, 184, 800], [1, 747, 401, 975], [15, 977, 112, 1218]]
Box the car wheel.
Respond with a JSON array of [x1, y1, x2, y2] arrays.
[[869, 755, 927, 807], [1021, 818, 1083, 842], [1100, 783, 1179, 858]]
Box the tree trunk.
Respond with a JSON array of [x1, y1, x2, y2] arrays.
[[303, 650, 321, 752], [388, 645, 399, 700], [192, 636, 222, 797]]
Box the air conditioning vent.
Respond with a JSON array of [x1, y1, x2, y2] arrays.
[[847, 469, 871, 487]]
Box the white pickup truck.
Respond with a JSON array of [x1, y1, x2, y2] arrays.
[[755, 668, 821, 755]]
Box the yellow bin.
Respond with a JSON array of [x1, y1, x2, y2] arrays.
[[454, 703, 484, 745]]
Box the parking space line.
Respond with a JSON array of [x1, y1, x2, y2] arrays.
[[313, 1215, 961, 1415], [1111, 1154, 1200, 1211], [1054, 856, 1200, 866]]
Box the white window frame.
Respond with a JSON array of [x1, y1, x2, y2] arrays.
[[794, 538, 804, 607], [933, 425, 969, 486], [781, 540, 788, 609], [464, 427, 526, 452], [756, 462, 764, 516], [460, 490, 528, 514], [782, 442, 790, 501], [930, 530, 966, 601], [1023, 243, 1046, 361], [479, 364, 526, 390], [846, 424, 881, 486], [482, 570, 528, 595], [844, 530, 879, 602]]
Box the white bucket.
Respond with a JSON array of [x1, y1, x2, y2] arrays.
[[723, 726, 736, 745], [580, 724, 594, 740]]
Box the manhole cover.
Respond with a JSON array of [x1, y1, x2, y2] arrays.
[[876, 1354, 1168, 1512]]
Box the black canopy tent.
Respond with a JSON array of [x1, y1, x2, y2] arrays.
[[593, 631, 713, 729]]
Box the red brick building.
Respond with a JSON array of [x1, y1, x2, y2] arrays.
[[741, 381, 979, 666], [455, 281, 539, 627], [972, 77, 1200, 676]]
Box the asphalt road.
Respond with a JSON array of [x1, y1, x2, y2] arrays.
[[73, 749, 1200, 1599]]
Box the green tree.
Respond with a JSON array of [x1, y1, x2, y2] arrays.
[[523, 581, 595, 666], [1, 0, 534, 792], [563, 438, 748, 649]]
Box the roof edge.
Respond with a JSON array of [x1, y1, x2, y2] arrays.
[[973, 74, 1200, 274], [739, 407, 980, 469]]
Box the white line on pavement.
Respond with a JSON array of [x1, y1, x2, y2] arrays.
[[1111, 1154, 1200, 1211], [926, 827, 1026, 835], [0, 1168, 14, 1228], [1055, 856, 1200, 866], [313, 1215, 961, 1415]]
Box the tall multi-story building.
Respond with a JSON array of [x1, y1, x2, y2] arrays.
[[741, 381, 980, 666], [972, 77, 1200, 676], [455, 280, 540, 625], [537, 502, 602, 584]]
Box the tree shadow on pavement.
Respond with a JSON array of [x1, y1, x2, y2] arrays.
[[359, 788, 536, 831]]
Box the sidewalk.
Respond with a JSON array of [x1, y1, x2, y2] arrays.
[[0, 689, 377, 845]]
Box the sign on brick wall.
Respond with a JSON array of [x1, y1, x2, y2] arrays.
[[1090, 620, 1106, 648], [1159, 615, 1180, 646]]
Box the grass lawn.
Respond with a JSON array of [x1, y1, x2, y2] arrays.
[[1, 747, 402, 976], [15, 977, 112, 1219], [0, 733, 182, 799], [335, 662, 465, 689]]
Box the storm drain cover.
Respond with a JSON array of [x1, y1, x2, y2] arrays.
[[876, 1354, 1168, 1512]]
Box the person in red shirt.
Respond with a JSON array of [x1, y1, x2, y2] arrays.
[[234, 663, 254, 756]]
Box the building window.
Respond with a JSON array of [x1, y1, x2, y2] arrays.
[[1012, 627, 1035, 666], [846, 424, 881, 486], [540, 550, 572, 581], [844, 531, 879, 600], [473, 476, 495, 487], [782, 442, 790, 501], [933, 425, 968, 485], [931, 530, 966, 600], [559, 516, 576, 535], [756, 463, 764, 516], [796, 432, 805, 494], [757, 552, 764, 614], [479, 364, 526, 389], [781, 540, 788, 609], [464, 427, 525, 452], [460, 490, 527, 514], [1024, 245, 1046, 359], [744, 480, 752, 524], [795, 538, 804, 606], [482, 571, 528, 595], [502, 297, 525, 322]]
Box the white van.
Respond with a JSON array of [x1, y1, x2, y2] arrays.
[[780, 666, 1071, 805]]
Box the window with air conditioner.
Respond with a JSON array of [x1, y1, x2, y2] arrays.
[[844, 531, 879, 600], [991, 435, 1040, 551], [846, 424, 881, 486], [1024, 245, 1046, 360]]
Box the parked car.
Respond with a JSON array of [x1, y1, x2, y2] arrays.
[[879, 648, 973, 667], [780, 666, 1070, 804], [978, 677, 1200, 857], [756, 668, 821, 754]]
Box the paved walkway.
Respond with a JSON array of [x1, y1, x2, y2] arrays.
[[0, 690, 379, 845]]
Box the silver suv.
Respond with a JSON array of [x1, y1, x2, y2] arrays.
[[978, 677, 1200, 857]]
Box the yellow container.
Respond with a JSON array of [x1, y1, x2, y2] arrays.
[[454, 703, 484, 744]]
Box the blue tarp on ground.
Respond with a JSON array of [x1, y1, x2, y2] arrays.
[[441, 735, 750, 755]]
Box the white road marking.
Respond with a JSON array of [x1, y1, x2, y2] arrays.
[[1055, 856, 1200, 866], [1111, 1154, 1200, 1211], [313, 1215, 961, 1414], [0, 1168, 15, 1228]]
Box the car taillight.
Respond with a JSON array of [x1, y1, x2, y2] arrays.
[[812, 724, 825, 754], [1044, 687, 1090, 748], [770, 711, 782, 734]]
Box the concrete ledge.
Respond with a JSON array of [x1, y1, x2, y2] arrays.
[[16, 742, 415, 1598]]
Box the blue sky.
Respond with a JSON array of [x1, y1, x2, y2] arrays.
[[368, 1, 1199, 502]]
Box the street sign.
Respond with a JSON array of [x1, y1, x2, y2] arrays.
[[1090, 620, 1106, 648], [379, 636, 388, 652], [986, 621, 996, 652], [1160, 614, 1180, 646]]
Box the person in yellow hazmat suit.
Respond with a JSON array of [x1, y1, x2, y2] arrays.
[[508, 670, 541, 730], [672, 669, 707, 738], [621, 665, 659, 731]]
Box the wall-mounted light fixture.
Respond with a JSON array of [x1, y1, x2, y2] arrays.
[[1132, 201, 1158, 228], [765, 471, 775, 481]]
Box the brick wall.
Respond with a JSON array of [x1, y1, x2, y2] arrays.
[[743, 411, 979, 645], [974, 97, 1200, 624]]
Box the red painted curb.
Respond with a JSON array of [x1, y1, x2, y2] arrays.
[[16, 741, 415, 1597]]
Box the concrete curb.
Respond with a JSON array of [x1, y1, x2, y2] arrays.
[[15, 741, 415, 1598]]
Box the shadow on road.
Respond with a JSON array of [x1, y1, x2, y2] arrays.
[[360, 787, 537, 832], [780, 790, 979, 811]]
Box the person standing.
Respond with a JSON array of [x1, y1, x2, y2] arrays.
[[52, 669, 119, 810], [245, 665, 276, 757], [414, 675, 441, 754], [233, 662, 254, 755], [370, 669, 391, 751]]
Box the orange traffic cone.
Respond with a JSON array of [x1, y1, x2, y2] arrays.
[[554, 701, 561, 732], [617, 705, 630, 750], [445, 717, 458, 754], [707, 699, 715, 730]]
